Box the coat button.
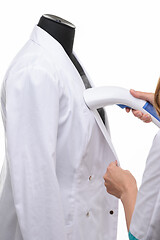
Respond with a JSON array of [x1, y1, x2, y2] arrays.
[[89, 176, 92, 181], [86, 211, 90, 217], [110, 210, 114, 215]]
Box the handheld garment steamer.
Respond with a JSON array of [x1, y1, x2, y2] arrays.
[[84, 86, 160, 128]]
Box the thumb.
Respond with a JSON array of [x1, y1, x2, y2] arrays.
[[130, 89, 154, 104], [111, 160, 118, 166]]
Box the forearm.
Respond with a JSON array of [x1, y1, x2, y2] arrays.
[[104, 162, 138, 231], [121, 186, 138, 232]]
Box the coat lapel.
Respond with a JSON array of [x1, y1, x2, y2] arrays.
[[91, 109, 119, 163], [72, 52, 119, 162]]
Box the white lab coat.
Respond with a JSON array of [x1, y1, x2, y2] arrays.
[[0, 25, 119, 240], [129, 129, 160, 240]]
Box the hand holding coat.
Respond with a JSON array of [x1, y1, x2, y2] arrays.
[[103, 161, 138, 231]]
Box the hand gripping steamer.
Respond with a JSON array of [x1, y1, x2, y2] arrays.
[[84, 86, 160, 128]]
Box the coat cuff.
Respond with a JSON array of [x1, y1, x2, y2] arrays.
[[128, 231, 139, 240]]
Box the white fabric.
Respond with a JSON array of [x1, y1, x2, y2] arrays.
[[130, 129, 160, 240], [0, 25, 119, 240]]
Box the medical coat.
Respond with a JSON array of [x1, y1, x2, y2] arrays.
[[129, 129, 160, 240], [0, 25, 119, 240]]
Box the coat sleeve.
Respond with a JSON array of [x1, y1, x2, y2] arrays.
[[129, 130, 160, 240], [5, 67, 67, 240]]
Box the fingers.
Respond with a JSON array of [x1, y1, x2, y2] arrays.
[[132, 110, 142, 118], [132, 109, 152, 122], [103, 160, 118, 180], [125, 108, 131, 113], [126, 108, 152, 123], [130, 89, 149, 100], [109, 160, 117, 166], [140, 114, 152, 123], [125, 89, 154, 121], [130, 89, 154, 105]]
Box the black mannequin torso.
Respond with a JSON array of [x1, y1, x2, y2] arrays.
[[38, 14, 90, 87], [38, 14, 105, 124], [38, 14, 75, 57]]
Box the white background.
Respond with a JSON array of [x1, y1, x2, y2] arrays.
[[0, 0, 160, 239]]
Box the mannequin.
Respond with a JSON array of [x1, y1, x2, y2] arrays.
[[0, 13, 119, 240], [38, 14, 75, 57], [38, 14, 105, 124]]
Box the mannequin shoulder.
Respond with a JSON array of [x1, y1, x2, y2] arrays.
[[8, 40, 60, 76]]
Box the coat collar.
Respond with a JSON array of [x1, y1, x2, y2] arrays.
[[30, 25, 65, 58]]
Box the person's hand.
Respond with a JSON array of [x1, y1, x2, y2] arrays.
[[126, 89, 154, 123], [104, 161, 138, 231], [103, 161, 137, 200]]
